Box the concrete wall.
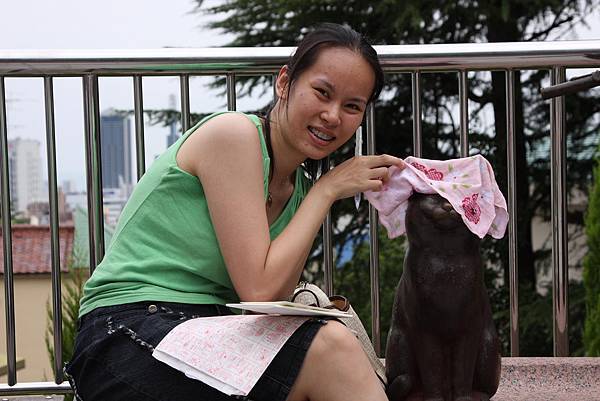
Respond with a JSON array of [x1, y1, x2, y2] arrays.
[[0, 272, 88, 382]]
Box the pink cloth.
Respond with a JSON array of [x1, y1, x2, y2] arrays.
[[364, 155, 508, 239]]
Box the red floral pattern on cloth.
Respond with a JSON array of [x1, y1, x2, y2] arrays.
[[462, 194, 481, 224], [410, 162, 444, 181], [364, 155, 509, 239]]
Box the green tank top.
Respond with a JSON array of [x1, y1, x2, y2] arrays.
[[79, 112, 309, 317]]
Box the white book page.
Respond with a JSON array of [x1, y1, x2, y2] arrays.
[[226, 301, 352, 318]]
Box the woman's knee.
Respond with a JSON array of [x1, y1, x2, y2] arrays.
[[310, 320, 362, 358]]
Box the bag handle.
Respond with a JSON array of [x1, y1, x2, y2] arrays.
[[291, 287, 349, 312], [291, 288, 321, 307]]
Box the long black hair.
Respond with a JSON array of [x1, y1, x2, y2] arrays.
[[262, 22, 384, 181]]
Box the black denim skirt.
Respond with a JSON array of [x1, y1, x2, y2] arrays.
[[65, 301, 326, 401]]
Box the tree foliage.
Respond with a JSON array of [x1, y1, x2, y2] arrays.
[[188, 0, 600, 355], [584, 150, 600, 356], [334, 228, 405, 351]]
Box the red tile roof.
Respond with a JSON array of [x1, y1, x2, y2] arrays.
[[0, 225, 74, 274]]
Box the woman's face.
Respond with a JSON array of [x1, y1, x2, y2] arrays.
[[276, 46, 376, 161]]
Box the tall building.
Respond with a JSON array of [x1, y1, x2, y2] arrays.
[[100, 109, 132, 190], [166, 94, 180, 148], [8, 138, 43, 213]]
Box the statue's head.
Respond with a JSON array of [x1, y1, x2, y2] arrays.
[[405, 193, 476, 244]]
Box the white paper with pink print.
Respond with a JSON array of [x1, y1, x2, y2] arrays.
[[153, 314, 310, 396], [364, 155, 508, 239]]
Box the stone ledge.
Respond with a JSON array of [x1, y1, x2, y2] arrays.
[[381, 357, 600, 400], [494, 357, 600, 401]]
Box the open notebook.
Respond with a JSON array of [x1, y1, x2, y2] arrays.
[[154, 314, 310, 396]]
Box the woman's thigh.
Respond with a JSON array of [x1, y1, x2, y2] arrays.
[[66, 302, 326, 401]]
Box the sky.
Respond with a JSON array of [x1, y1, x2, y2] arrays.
[[1, 0, 599, 193]]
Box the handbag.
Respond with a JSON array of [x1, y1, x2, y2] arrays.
[[290, 282, 387, 385]]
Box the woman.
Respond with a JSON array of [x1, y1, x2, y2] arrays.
[[67, 23, 404, 401]]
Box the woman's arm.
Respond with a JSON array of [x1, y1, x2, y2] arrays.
[[177, 113, 402, 301]]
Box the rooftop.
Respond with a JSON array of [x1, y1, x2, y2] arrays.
[[0, 225, 74, 274]]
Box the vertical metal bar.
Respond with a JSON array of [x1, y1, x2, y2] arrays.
[[506, 70, 520, 356], [44, 77, 64, 383], [459, 70, 469, 157], [550, 67, 569, 356], [133, 76, 146, 180], [226, 74, 237, 111], [321, 155, 333, 295], [411, 72, 422, 157], [323, 204, 334, 296], [366, 104, 381, 356], [0, 76, 17, 386], [180, 75, 190, 132], [82, 75, 105, 272]]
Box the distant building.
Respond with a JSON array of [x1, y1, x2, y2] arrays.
[[8, 138, 44, 213], [100, 110, 132, 190], [61, 179, 74, 194], [26, 187, 72, 225], [102, 187, 129, 228], [167, 94, 180, 147], [167, 118, 179, 148]]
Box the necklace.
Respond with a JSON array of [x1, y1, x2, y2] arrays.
[[267, 191, 273, 208]]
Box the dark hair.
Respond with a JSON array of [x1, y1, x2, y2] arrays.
[[263, 23, 384, 181]]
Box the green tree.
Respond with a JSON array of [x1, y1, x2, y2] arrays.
[[334, 228, 405, 351], [583, 150, 600, 356], [186, 0, 600, 355]]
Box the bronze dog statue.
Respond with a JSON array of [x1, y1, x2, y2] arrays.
[[385, 193, 501, 401]]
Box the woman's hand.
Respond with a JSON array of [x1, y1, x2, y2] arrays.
[[314, 154, 405, 202]]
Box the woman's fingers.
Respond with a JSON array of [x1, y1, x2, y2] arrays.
[[364, 155, 403, 190], [319, 154, 405, 200], [370, 154, 405, 169], [369, 166, 389, 182]]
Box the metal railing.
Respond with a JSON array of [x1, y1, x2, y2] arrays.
[[1, 40, 599, 395]]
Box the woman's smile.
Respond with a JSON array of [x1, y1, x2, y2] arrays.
[[308, 126, 336, 145]]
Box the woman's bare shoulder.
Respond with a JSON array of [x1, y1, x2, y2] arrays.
[[177, 112, 263, 176], [197, 112, 260, 140]]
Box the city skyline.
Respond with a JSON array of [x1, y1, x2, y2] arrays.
[[0, 0, 237, 193], [6, 107, 166, 227]]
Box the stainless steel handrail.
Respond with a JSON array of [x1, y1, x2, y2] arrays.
[[0, 76, 17, 387], [133, 76, 146, 180], [366, 104, 381, 356], [43, 76, 64, 383], [550, 67, 570, 357], [1, 41, 598, 395], [506, 70, 520, 356], [0, 41, 599, 75]]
